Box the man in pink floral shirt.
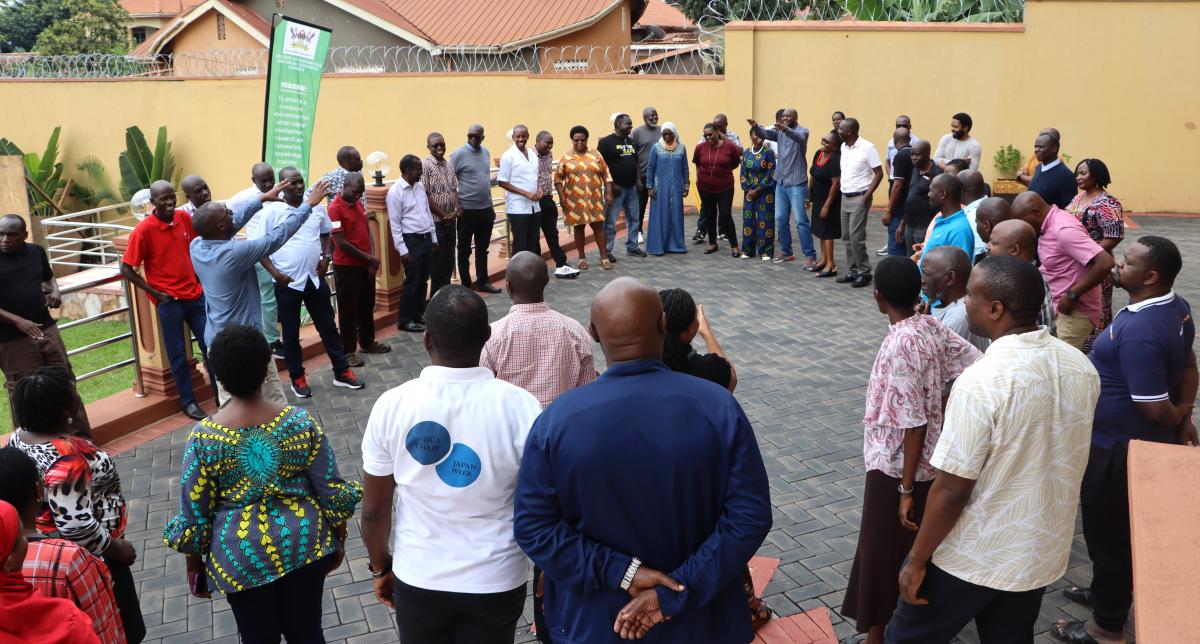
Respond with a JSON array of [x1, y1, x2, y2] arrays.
[[841, 256, 981, 644]]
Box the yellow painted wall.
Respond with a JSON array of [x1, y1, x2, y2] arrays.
[[2, 0, 1197, 211]]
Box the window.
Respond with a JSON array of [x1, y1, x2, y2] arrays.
[[217, 14, 226, 40], [131, 27, 149, 44]]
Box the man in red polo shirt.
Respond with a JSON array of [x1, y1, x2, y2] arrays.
[[120, 180, 214, 420], [328, 172, 389, 367]]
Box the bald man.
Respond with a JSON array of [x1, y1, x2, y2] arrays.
[[312, 145, 364, 203], [422, 131, 462, 295], [957, 170, 989, 259], [633, 107, 662, 227], [973, 196, 1011, 244], [922, 246, 990, 351], [229, 162, 283, 353], [921, 174, 976, 271], [121, 179, 215, 420], [179, 175, 211, 215], [1012, 191, 1114, 349], [514, 277, 772, 644], [987, 219, 1057, 335], [480, 252, 593, 408]]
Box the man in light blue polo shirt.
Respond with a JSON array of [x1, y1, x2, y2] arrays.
[[921, 174, 976, 270], [1054, 236, 1196, 644]]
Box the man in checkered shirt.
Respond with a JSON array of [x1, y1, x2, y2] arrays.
[[0, 447, 126, 643], [480, 251, 595, 408]]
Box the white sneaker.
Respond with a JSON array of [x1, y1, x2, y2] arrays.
[[554, 265, 581, 279], [875, 246, 889, 256]]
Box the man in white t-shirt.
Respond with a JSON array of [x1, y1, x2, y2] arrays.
[[229, 162, 283, 354], [361, 285, 542, 642], [933, 112, 982, 171], [886, 256, 1099, 644]]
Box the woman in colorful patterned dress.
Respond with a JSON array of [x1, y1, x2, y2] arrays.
[[8, 366, 145, 644], [739, 129, 777, 260], [645, 122, 689, 256], [554, 125, 612, 270], [164, 324, 362, 643], [840, 258, 981, 644], [1067, 158, 1124, 353]]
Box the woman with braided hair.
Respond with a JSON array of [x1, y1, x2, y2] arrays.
[[659, 288, 736, 392]]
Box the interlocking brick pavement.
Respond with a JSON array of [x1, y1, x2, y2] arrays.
[[116, 216, 1199, 643]]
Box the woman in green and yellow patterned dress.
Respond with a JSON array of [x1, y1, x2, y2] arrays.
[[164, 324, 362, 643], [740, 129, 777, 260]]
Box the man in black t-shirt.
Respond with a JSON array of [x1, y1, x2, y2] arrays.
[[897, 140, 943, 255], [885, 127, 913, 257], [597, 113, 645, 260], [0, 215, 90, 434]]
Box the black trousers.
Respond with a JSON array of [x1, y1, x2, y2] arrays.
[[431, 219, 458, 295], [457, 207, 495, 288], [226, 556, 331, 644], [104, 556, 146, 644], [275, 279, 349, 379], [884, 563, 1044, 644], [538, 196, 568, 267], [1081, 443, 1133, 633], [393, 578, 526, 644], [508, 211, 541, 257], [637, 184, 650, 229], [333, 263, 376, 354], [700, 188, 737, 247], [400, 233, 433, 326]]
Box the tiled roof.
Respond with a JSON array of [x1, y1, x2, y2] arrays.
[[130, 0, 271, 56], [636, 0, 692, 29], [375, 0, 623, 49], [120, 0, 199, 17]]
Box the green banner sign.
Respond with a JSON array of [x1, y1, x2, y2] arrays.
[[262, 16, 332, 180]]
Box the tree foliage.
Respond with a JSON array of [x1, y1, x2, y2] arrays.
[[32, 0, 129, 55], [0, 0, 128, 54]]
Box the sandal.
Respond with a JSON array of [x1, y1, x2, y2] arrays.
[[1049, 620, 1108, 644], [360, 342, 392, 354], [1063, 586, 1093, 608], [601, 258, 612, 270], [704, 244, 720, 254], [578, 258, 588, 270]]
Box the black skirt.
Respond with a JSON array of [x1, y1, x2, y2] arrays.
[[840, 469, 932, 634]]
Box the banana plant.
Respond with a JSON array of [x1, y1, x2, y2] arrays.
[[9, 127, 69, 218], [118, 126, 180, 200], [70, 156, 120, 209]]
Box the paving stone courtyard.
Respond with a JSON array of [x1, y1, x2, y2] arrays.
[[114, 215, 1199, 643]]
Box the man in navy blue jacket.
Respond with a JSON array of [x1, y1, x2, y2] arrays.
[[514, 277, 772, 643]]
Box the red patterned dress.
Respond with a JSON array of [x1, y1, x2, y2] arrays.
[[1069, 191, 1124, 352]]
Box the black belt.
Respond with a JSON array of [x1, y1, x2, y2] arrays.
[[843, 190, 868, 198], [402, 232, 433, 239]]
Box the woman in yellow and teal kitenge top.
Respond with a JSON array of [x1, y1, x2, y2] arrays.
[[163, 324, 362, 640]]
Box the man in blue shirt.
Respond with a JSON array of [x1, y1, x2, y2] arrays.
[[921, 174, 976, 270], [748, 109, 814, 266], [514, 277, 772, 643], [1053, 236, 1196, 644], [189, 176, 326, 404]]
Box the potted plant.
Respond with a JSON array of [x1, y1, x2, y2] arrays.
[[992, 144, 1025, 202]]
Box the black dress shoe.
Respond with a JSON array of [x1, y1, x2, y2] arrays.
[[835, 274, 856, 284], [474, 283, 501, 294], [607, 254, 618, 264], [399, 322, 426, 332], [816, 270, 838, 278], [183, 403, 208, 421], [627, 248, 647, 258], [852, 274, 873, 288]]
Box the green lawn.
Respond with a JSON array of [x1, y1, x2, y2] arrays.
[[0, 320, 135, 435]]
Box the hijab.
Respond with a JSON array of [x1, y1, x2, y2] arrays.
[[0, 500, 101, 644], [658, 122, 679, 151]]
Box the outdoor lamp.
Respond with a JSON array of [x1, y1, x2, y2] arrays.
[[365, 150, 391, 186], [130, 188, 153, 221]]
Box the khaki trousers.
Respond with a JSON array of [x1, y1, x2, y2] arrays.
[[1057, 310, 1095, 350]]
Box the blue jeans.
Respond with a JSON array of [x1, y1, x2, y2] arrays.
[[605, 184, 641, 254], [776, 184, 814, 259], [156, 296, 212, 407], [887, 213, 907, 256]]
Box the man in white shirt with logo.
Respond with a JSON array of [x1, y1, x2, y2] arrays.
[[259, 167, 365, 398], [886, 256, 1100, 644], [836, 117, 884, 289], [361, 285, 542, 643]]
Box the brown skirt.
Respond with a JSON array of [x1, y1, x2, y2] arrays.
[[840, 469, 932, 634]]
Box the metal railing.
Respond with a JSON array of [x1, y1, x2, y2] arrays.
[[1, 44, 718, 79], [39, 203, 139, 269], [56, 273, 145, 397]]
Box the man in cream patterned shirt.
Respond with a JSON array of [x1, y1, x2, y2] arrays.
[[885, 256, 1100, 644]]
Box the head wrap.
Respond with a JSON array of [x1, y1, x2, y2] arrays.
[[659, 122, 677, 144]]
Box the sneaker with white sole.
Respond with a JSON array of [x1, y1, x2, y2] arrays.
[[875, 246, 889, 256], [554, 265, 580, 279], [291, 376, 312, 398], [334, 369, 365, 389]]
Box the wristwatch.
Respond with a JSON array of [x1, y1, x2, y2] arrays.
[[367, 557, 392, 578], [1066, 289, 1080, 302], [620, 557, 643, 591]]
